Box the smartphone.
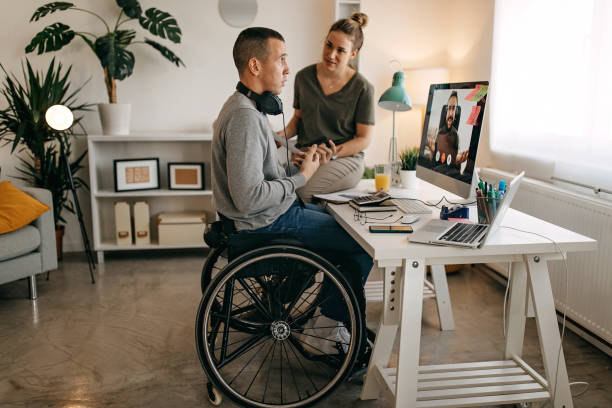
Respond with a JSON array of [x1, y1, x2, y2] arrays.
[[369, 225, 413, 233], [310, 137, 332, 148]]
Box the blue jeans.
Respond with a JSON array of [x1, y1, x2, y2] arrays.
[[241, 201, 373, 322]]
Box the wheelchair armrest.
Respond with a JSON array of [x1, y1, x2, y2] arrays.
[[204, 220, 234, 248]]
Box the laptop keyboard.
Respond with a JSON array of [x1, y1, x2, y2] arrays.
[[391, 199, 432, 214], [439, 223, 487, 244]]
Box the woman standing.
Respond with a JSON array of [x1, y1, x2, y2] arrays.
[[281, 12, 375, 202]]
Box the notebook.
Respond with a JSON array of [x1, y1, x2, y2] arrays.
[[349, 200, 398, 212], [409, 172, 524, 248]]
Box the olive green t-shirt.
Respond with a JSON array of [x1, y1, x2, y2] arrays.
[[293, 64, 375, 148]]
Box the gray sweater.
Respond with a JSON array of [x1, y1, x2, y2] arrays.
[[212, 91, 307, 231]]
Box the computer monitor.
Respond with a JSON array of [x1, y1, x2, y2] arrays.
[[416, 81, 488, 198]]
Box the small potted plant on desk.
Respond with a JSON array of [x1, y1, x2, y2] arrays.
[[399, 147, 419, 189], [25, 0, 185, 135]]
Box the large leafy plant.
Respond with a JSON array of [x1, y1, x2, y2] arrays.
[[26, 1, 185, 103], [0, 58, 91, 224]]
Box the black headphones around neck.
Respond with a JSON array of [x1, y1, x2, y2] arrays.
[[236, 82, 283, 115]]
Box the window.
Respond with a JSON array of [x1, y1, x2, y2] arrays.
[[490, 0, 612, 191]]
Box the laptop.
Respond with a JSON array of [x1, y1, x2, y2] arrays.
[[409, 172, 524, 248]]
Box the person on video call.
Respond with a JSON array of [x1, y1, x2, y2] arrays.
[[427, 91, 468, 167], [212, 27, 373, 374], [277, 12, 375, 202]]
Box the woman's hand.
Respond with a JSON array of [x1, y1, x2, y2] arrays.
[[316, 140, 338, 164]]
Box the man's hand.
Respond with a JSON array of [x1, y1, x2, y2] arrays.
[[456, 150, 469, 164], [316, 140, 338, 165], [426, 136, 436, 159], [298, 145, 320, 181]]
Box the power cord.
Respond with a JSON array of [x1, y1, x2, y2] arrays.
[[281, 111, 290, 177], [500, 225, 590, 403], [405, 195, 476, 209]]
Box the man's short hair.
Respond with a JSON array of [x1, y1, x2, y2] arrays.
[[233, 27, 285, 74]]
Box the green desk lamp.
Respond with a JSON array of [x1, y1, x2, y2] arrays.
[[379, 71, 413, 169]]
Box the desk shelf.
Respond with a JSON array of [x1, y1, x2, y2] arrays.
[[374, 358, 550, 408]]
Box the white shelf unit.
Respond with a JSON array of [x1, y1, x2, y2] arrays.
[[334, 0, 361, 20], [87, 133, 214, 263]]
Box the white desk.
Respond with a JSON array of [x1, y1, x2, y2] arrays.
[[327, 180, 596, 408]]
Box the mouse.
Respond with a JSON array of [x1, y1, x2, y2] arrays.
[[401, 215, 420, 224]]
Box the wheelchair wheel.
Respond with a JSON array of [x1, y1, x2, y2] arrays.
[[196, 245, 363, 408]]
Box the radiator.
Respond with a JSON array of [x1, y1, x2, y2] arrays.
[[480, 168, 612, 346]]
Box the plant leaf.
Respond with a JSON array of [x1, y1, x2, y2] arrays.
[[30, 2, 74, 22], [116, 0, 142, 19], [139, 8, 182, 43], [94, 33, 135, 80], [144, 38, 185, 67], [0, 58, 91, 223], [115, 29, 136, 47], [25, 22, 75, 54]]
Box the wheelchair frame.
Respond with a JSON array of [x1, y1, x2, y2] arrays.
[[196, 239, 365, 408]]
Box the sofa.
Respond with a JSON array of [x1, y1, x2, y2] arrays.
[[0, 187, 57, 299]]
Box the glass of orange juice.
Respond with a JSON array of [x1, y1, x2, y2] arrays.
[[374, 164, 391, 191]]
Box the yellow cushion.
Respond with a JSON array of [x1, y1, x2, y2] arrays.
[[0, 181, 51, 234]]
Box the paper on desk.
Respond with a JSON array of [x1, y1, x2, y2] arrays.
[[313, 192, 362, 204]]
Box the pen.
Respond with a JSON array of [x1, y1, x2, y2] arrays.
[[489, 189, 496, 215], [498, 179, 506, 200], [476, 189, 485, 223]]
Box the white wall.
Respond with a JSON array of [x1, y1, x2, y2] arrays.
[[0, 0, 495, 252], [361, 0, 495, 166], [361, 0, 451, 163], [0, 0, 332, 251]]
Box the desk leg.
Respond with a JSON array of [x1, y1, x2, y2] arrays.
[[504, 260, 528, 359], [527, 256, 573, 408], [361, 323, 398, 399], [362, 264, 401, 400], [430, 265, 454, 330], [395, 259, 425, 408]]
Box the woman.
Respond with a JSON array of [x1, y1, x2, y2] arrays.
[[280, 12, 375, 202]]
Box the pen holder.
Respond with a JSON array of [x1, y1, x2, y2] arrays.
[[476, 196, 502, 224]]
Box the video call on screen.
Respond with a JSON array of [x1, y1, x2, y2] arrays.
[[418, 83, 487, 184]]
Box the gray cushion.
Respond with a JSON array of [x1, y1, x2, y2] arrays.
[[0, 225, 40, 262], [0, 253, 41, 285]]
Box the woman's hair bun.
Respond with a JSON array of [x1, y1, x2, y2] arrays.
[[350, 12, 368, 29]]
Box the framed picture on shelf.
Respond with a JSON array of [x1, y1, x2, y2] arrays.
[[113, 158, 160, 192], [168, 162, 205, 190]]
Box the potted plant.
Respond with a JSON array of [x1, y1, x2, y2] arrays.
[[0, 58, 91, 259], [399, 147, 419, 189], [25, 1, 185, 135]]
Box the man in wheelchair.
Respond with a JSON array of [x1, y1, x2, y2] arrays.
[[198, 26, 374, 407]]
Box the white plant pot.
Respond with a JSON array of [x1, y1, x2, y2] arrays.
[[98, 103, 131, 135], [400, 170, 418, 189]]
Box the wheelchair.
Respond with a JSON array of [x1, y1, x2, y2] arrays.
[[195, 219, 368, 407]]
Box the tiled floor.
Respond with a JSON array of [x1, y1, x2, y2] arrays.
[[0, 250, 610, 407]]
